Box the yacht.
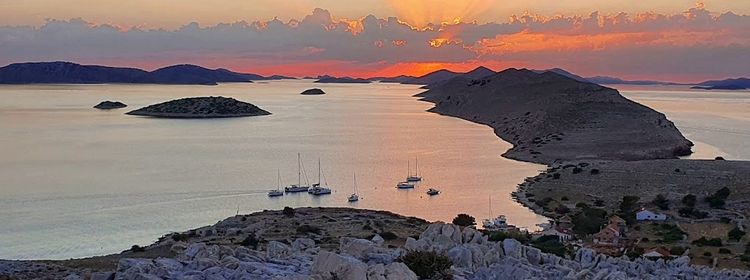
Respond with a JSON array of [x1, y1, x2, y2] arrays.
[[348, 172, 359, 202], [426, 188, 440, 195], [285, 153, 311, 193], [268, 170, 284, 197], [483, 195, 510, 231], [396, 181, 414, 189], [406, 157, 422, 182], [309, 158, 332, 196]]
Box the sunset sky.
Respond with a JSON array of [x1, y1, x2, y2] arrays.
[[0, 0, 748, 82]]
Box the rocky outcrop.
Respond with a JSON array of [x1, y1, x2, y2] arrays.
[[126, 96, 271, 118], [301, 88, 326, 95], [94, 101, 127, 109], [416, 68, 694, 164]]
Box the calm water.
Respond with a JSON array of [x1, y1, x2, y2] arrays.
[[0, 82, 747, 260], [0, 81, 546, 260]]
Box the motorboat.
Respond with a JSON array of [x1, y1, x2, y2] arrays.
[[426, 188, 440, 195]]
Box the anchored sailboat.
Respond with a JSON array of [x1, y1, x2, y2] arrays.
[[285, 153, 310, 193], [406, 157, 422, 182], [348, 172, 359, 202], [310, 158, 332, 196], [397, 160, 416, 189], [483, 195, 509, 231], [268, 170, 284, 197]]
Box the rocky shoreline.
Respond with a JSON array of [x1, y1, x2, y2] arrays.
[[126, 96, 271, 118]]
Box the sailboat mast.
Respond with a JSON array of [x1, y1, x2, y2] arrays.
[[318, 158, 321, 185], [354, 172, 358, 194], [407, 161, 410, 178], [488, 195, 493, 218], [415, 157, 419, 176], [297, 153, 301, 186]]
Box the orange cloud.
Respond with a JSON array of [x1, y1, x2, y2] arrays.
[[387, 0, 496, 27]]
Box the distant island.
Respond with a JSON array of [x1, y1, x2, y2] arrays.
[[691, 78, 750, 90], [417, 68, 693, 164], [94, 101, 127, 109], [300, 88, 326, 95], [126, 96, 271, 118], [314, 77, 371, 84], [0, 62, 292, 85]]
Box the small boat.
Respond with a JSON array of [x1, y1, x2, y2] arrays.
[[396, 181, 414, 189], [406, 157, 422, 182], [268, 170, 284, 197], [310, 158, 332, 196], [348, 172, 360, 202], [483, 195, 509, 231], [285, 153, 311, 193], [426, 188, 440, 195]]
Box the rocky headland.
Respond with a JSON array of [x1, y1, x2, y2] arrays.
[[94, 101, 127, 110], [126, 96, 271, 118], [416, 68, 693, 164], [4, 208, 749, 280], [301, 88, 326, 95]]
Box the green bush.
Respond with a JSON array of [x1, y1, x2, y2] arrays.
[[670, 246, 687, 255], [681, 194, 697, 207], [572, 206, 608, 235], [552, 173, 561, 179], [741, 254, 750, 262], [130, 245, 145, 252], [398, 251, 453, 280], [703, 252, 712, 257], [488, 231, 530, 244], [531, 235, 568, 257], [379, 231, 398, 240], [282, 207, 295, 217], [239, 234, 260, 249], [719, 248, 732, 254], [728, 227, 746, 241], [653, 194, 670, 210], [692, 236, 723, 247], [590, 169, 600, 175], [572, 167, 583, 174], [452, 214, 476, 227], [658, 225, 686, 242], [561, 196, 570, 201], [296, 225, 322, 235], [618, 195, 640, 224], [705, 187, 731, 209]]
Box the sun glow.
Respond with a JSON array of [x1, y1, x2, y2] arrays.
[[386, 0, 496, 27]]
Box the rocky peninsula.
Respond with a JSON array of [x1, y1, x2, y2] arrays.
[[126, 97, 270, 118], [416, 68, 693, 164], [4, 208, 749, 280], [94, 101, 127, 110]]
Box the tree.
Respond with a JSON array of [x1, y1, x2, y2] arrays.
[[681, 194, 697, 208], [618, 195, 640, 224], [705, 187, 731, 208], [572, 206, 608, 235], [399, 251, 453, 280], [653, 194, 670, 210], [452, 214, 476, 227], [729, 227, 746, 241], [282, 207, 295, 217]]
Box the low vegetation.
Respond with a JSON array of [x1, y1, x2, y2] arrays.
[[398, 251, 453, 280], [452, 214, 476, 227]]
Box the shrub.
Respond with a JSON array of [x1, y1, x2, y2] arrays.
[[282, 207, 295, 217], [572, 207, 608, 235], [590, 169, 600, 175], [296, 225, 322, 235], [692, 237, 723, 247], [625, 251, 642, 260], [575, 202, 589, 208], [552, 173, 561, 179], [594, 199, 605, 207], [452, 214, 476, 227], [619, 195, 640, 224], [719, 248, 732, 254], [531, 235, 568, 257], [398, 251, 453, 280], [670, 246, 687, 255], [379, 231, 398, 240], [703, 252, 712, 257], [555, 205, 571, 215], [728, 227, 746, 241], [715, 156, 725, 160], [239, 235, 260, 249], [678, 207, 709, 219], [171, 233, 187, 242], [653, 194, 670, 210], [130, 245, 145, 252], [742, 255, 750, 262], [572, 167, 583, 174], [659, 226, 687, 242], [705, 187, 731, 208], [681, 194, 697, 207], [488, 231, 530, 244], [561, 196, 570, 201]]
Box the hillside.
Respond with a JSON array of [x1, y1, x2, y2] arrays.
[[416, 68, 693, 164]]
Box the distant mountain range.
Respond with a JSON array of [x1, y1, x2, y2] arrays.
[[691, 78, 750, 90], [0, 62, 293, 85], [1, 61, 746, 90]]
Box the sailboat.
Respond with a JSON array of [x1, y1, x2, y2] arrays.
[[406, 157, 422, 182], [268, 170, 284, 197], [348, 172, 359, 202], [310, 158, 332, 196], [483, 195, 509, 231], [285, 153, 310, 193], [397, 161, 416, 189]]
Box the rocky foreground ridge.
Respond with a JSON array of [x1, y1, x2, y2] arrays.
[[416, 68, 693, 164], [126, 96, 271, 118], [88, 223, 750, 280]]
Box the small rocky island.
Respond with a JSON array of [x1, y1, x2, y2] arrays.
[[300, 88, 326, 95], [126, 96, 270, 118], [93, 101, 127, 109]]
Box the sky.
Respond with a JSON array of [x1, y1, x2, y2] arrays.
[[0, 0, 749, 82]]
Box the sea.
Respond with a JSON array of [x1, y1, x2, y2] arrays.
[[0, 81, 747, 259]]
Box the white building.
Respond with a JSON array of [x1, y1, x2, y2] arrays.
[[636, 209, 667, 221]]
